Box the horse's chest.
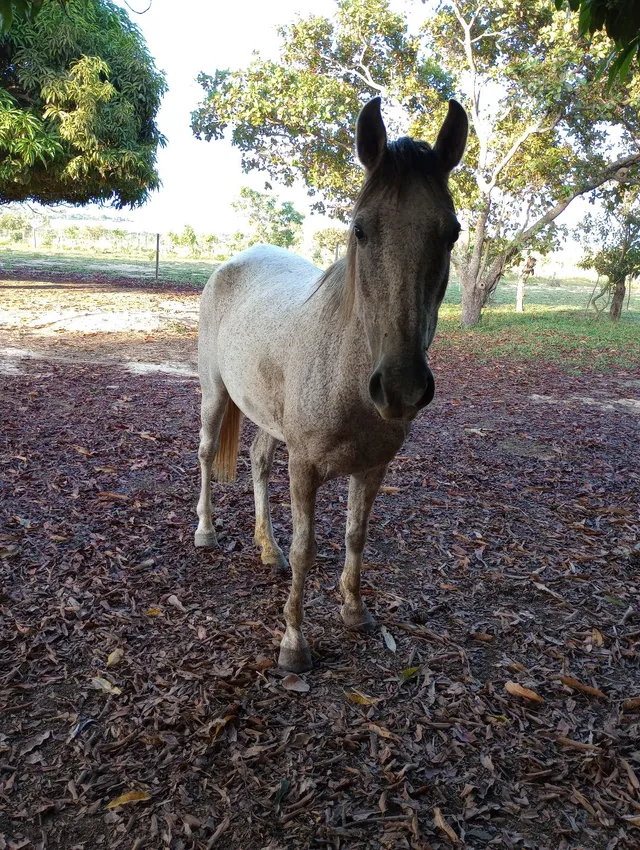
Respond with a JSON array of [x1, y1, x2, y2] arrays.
[[298, 413, 408, 480]]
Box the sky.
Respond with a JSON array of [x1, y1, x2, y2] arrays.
[[106, 0, 339, 236]]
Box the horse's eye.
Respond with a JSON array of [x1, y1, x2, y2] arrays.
[[354, 223, 365, 241], [448, 224, 461, 249]]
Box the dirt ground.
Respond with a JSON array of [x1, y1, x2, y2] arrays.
[[1, 276, 639, 850]]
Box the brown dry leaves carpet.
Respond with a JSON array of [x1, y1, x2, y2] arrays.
[[1, 314, 640, 849]]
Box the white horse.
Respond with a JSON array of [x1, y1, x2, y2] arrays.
[[195, 96, 468, 672]]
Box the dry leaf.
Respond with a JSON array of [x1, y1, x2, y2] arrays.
[[504, 681, 544, 702], [623, 697, 640, 711], [399, 665, 421, 682], [282, 674, 309, 693], [380, 625, 396, 653], [346, 691, 374, 705], [106, 648, 124, 668], [366, 723, 395, 740], [73, 445, 93, 457], [571, 787, 596, 816], [91, 677, 121, 695], [167, 594, 187, 613], [433, 806, 457, 841], [470, 632, 494, 642], [559, 675, 606, 699], [621, 758, 640, 791], [145, 607, 163, 617], [592, 628, 604, 646], [557, 737, 602, 752], [98, 491, 128, 501], [105, 790, 151, 809], [379, 486, 401, 494]]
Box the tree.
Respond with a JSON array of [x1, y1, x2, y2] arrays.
[[312, 225, 348, 267], [0, 0, 166, 207], [231, 187, 304, 250], [192, 0, 451, 220], [555, 0, 640, 83], [192, 0, 640, 327], [580, 189, 640, 320]]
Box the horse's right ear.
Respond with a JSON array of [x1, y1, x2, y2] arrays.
[[356, 97, 387, 171]]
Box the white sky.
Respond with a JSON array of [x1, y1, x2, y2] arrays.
[[108, 0, 339, 235]]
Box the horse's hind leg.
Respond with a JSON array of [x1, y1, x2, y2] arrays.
[[194, 381, 229, 548], [339, 463, 387, 632], [250, 429, 288, 572]]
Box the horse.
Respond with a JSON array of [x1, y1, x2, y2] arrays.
[[194, 96, 468, 673]]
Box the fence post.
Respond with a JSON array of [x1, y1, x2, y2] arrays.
[[155, 233, 160, 281]]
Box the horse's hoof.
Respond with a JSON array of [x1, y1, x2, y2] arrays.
[[341, 605, 377, 633], [261, 549, 289, 572], [278, 644, 313, 673], [194, 531, 217, 548]]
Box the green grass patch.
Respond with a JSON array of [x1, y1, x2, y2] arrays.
[[0, 247, 217, 286], [435, 304, 640, 371]]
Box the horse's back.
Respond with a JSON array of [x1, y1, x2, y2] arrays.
[[198, 245, 323, 439], [206, 244, 319, 310]]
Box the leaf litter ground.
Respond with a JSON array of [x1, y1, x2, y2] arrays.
[[1, 280, 640, 850]]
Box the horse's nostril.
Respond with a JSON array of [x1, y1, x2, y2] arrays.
[[417, 372, 435, 409], [368, 370, 386, 408]]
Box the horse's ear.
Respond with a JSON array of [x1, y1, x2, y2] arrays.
[[434, 99, 468, 175], [356, 97, 387, 171]]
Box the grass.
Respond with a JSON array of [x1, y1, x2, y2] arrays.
[[0, 246, 217, 286], [437, 274, 640, 371], [1, 247, 639, 371]]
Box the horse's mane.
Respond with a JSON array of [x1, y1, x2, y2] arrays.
[[314, 137, 446, 322]]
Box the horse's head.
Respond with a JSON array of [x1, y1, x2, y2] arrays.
[[351, 97, 467, 422]]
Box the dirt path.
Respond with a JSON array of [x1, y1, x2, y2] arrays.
[[1, 278, 640, 849]]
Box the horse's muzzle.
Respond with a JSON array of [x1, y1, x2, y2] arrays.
[[368, 360, 435, 421]]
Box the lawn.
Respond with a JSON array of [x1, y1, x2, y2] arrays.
[[0, 246, 217, 286]]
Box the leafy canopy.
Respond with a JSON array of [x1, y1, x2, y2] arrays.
[[231, 187, 304, 251], [0, 0, 166, 207], [192, 0, 640, 327], [555, 0, 640, 83], [192, 0, 452, 219]]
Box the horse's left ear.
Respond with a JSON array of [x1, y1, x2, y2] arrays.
[[434, 99, 468, 175], [356, 97, 387, 171]]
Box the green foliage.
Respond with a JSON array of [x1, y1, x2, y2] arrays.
[[0, 208, 29, 229], [0, 0, 51, 34], [192, 0, 453, 219], [192, 0, 640, 329], [230, 187, 304, 250], [0, 0, 166, 207], [555, 0, 640, 83], [579, 188, 640, 316], [311, 226, 348, 267]]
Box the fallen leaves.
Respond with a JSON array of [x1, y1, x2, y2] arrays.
[[559, 675, 606, 699], [433, 806, 457, 841], [282, 675, 309, 693], [106, 648, 124, 668], [91, 677, 122, 696], [105, 790, 151, 809], [380, 625, 396, 653], [2, 335, 639, 850], [504, 681, 544, 703]]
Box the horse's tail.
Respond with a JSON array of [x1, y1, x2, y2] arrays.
[[213, 398, 243, 484]]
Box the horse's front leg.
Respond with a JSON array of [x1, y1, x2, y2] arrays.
[[278, 459, 318, 673], [340, 464, 387, 632]]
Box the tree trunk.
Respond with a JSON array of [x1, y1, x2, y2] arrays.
[[515, 274, 525, 312], [460, 272, 485, 328], [610, 276, 626, 321]]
